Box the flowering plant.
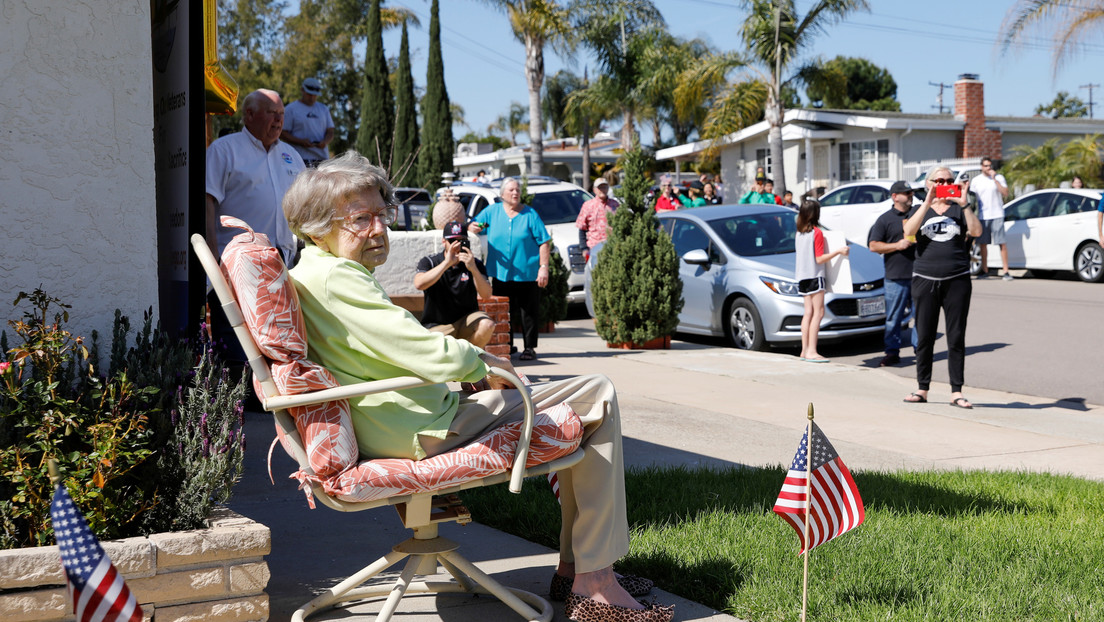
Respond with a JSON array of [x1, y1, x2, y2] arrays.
[[0, 289, 247, 548]]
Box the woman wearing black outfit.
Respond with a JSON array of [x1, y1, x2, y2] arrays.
[[902, 166, 982, 409]]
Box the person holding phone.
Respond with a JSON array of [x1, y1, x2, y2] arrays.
[[414, 221, 496, 348], [902, 166, 982, 409]]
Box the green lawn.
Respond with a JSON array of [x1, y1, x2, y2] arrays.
[[460, 466, 1104, 621]]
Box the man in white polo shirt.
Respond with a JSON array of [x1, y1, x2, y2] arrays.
[[206, 88, 304, 267]]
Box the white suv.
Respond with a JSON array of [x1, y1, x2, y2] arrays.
[[436, 177, 590, 304]]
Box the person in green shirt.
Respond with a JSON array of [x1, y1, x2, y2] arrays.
[[282, 151, 673, 620], [738, 176, 776, 204]]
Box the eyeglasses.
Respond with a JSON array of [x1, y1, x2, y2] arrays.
[[929, 178, 955, 185], [333, 207, 398, 231]]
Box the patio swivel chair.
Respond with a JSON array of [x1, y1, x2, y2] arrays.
[[190, 219, 586, 622]]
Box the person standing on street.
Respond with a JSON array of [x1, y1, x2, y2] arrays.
[[902, 167, 982, 409], [972, 157, 1011, 280], [281, 77, 334, 168], [868, 181, 918, 367]]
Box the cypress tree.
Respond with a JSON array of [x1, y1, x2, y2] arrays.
[[591, 144, 683, 345], [419, 0, 453, 191], [355, 0, 394, 165], [392, 20, 420, 185]]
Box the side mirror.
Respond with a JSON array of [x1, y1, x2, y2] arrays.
[[682, 249, 710, 265]]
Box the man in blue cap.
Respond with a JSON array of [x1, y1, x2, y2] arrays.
[[414, 221, 496, 348]]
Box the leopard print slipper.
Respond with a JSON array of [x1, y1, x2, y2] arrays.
[[564, 593, 674, 622], [550, 573, 655, 601]]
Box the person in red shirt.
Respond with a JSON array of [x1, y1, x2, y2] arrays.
[[654, 174, 680, 212]]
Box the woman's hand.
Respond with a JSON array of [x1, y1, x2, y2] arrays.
[[480, 353, 519, 390], [537, 265, 549, 288]]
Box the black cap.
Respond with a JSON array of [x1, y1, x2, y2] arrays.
[[443, 221, 466, 239], [889, 181, 913, 194]]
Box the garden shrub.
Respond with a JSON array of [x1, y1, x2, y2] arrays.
[[0, 288, 248, 549]]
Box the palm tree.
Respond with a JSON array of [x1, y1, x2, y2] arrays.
[[689, 1, 866, 197], [489, 101, 529, 146], [476, 1, 576, 176], [1058, 134, 1104, 185], [1002, 138, 1066, 190], [1001, 1, 1104, 72]]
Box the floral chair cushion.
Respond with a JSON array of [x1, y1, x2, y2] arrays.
[[217, 217, 582, 506]]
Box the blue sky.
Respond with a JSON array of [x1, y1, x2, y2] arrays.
[[379, 0, 1104, 144]]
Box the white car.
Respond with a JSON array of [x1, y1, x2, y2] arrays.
[[436, 177, 591, 303], [973, 188, 1103, 283], [816, 180, 922, 245]]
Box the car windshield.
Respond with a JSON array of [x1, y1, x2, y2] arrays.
[[707, 212, 797, 257], [528, 189, 591, 224]]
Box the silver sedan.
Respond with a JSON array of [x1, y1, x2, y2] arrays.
[[585, 204, 889, 350]]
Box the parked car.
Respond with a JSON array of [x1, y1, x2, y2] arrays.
[[818, 179, 978, 245], [436, 177, 591, 303], [970, 188, 1103, 283], [392, 187, 431, 230], [584, 204, 888, 350], [816, 180, 922, 245]]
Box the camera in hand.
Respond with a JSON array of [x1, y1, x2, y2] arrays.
[[934, 184, 962, 199]]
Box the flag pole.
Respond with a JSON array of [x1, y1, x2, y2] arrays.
[[47, 458, 61, 487], [801, 403, 814, 622]]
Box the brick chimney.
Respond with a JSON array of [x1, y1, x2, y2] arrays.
[[954, 73, 1002, 159]]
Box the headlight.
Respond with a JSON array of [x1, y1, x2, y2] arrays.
[[760, 275, 801, 296]]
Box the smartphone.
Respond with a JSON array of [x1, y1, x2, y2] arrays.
[[934, 184, 962, 199]]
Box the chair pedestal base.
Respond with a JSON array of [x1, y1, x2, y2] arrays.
[[291, 534, 553, 622]]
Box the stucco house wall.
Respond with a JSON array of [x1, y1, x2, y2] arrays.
[[1, 2, 157, 345]]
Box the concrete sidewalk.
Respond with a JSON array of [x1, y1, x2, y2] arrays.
[[228, 319, 1103, 621]]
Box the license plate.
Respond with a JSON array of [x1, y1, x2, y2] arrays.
[[859, 296, 885, 317]]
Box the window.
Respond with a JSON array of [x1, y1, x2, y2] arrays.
[[1050, 193, 1084, 217], [839, 139, 889, 181], [755, 148, 772, 176], [1005, 194, 1054, 221], [818, 187, 854, 207], [854, 185, 890, 204], [669, 219, 721, 263]]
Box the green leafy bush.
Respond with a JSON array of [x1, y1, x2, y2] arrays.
[[591, 145, 683, 345], [0, 289, 247, 549], [539, 248, 569, 326]]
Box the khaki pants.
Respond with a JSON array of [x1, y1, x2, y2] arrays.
[[419, 374, 629, 573], [427, 310, 491, 343]]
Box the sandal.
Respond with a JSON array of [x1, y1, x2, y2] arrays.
[[565, 593, 673, 622], [519, 348, 536, 361], [550, 573, 654, 602], [903, 392, 927, 403], [950, 397, 973, 409]]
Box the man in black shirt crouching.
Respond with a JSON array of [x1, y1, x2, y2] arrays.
[[414, 221, 496, 348]]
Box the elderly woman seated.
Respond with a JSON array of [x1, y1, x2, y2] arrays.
[[282, 152, 672, 622]]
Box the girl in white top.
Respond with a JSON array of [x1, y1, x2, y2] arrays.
[[794, 199, 849, 362]]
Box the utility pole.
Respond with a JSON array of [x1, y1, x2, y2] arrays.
[[1080, 83, 1099, 118], [929, 81, 952, 114]]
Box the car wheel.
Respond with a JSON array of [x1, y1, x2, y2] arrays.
[[725, 298, 766, 351], [969, 240, 982, 277], [1075, 241, 1104, 283]]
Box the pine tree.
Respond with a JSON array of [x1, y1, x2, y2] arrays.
[[419, 0, 453, 192], [591, 144, 683, 345], [355, 0, 394, 165], [392, 20, 420, 185]]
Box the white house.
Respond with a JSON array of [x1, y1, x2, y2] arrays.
[[658, 74, 1104, 199], [453, 133, 622, 187]]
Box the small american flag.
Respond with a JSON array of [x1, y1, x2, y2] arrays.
[[51, 485, 142, 622], [773, 422, 864, 554]]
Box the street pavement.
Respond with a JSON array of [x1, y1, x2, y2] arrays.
[[228, 318, 1103, 622]]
